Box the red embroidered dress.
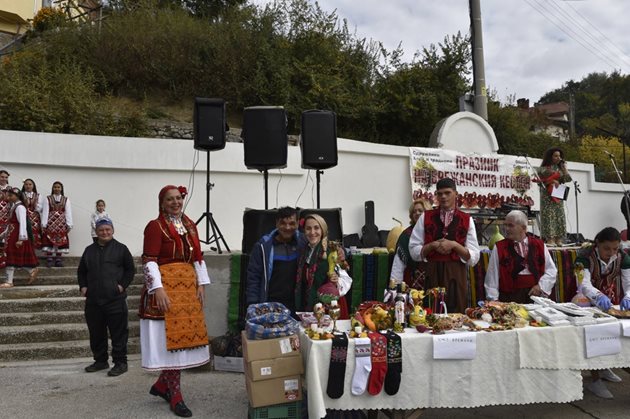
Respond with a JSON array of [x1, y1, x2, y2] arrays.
[[42, 195, 70, 251], [5, 203, 39, 268], [23, 192, 42, 249], [0, 184, 11, 268]]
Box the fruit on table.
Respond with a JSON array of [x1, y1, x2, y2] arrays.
[[386, 218, 404, 252]]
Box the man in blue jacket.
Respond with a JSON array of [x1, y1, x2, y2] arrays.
[[246, 207, 304, 313], [78, 218, 135, 377]]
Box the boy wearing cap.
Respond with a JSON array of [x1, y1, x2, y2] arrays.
[[78, 218, 135, 376], [409, 178, 480, 313]]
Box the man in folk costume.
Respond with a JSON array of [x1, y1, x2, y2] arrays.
[[484, 210, 557, 303], [409, 178, 480, 313], [140, 185, 211, 418], [0, 188, 39, 288], [0, 170, 12, 269], [41, 181, 73, 267]]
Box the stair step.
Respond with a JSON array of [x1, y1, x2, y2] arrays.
[[0, 296, 141, 313], [16, 256, 143, 268], [0, 337, 141, 362], [0, 321, 140, 344], [0, 284, 142, 299], [0, 311, 85, 326], [11, 270, 144, 282]]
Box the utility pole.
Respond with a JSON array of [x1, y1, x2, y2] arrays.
[[568, 82, 576, 141], [470, 0, 488, 120]]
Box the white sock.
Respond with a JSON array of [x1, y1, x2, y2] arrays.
[[351, 337, 372, 395], [5, 267, 15, 284]]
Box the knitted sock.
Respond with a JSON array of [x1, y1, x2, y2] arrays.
[[367, 332, 388, 395], [153, 372, 169, 395], [384, 331, 402, 395], [5, 267, 15, 284], [351, 337, 372, 395], [326, 333, 348, 399], [162, 369, 183, 406]]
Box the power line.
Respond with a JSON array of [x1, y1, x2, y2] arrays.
[[563, 0, 630, 69], [548, 0, 630, 70], [524, 0, 622, 72]]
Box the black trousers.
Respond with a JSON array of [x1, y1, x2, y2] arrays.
[[85, 298, 129, 364]]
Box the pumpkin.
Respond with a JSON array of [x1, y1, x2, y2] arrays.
[[386, 217, 404, 252]]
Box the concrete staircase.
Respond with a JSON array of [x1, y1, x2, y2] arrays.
[[0, 257, 143, 363]]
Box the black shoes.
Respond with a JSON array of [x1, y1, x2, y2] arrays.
[[149, 385, 171, 402], [171, 401, 193, 417], [85, 362, 109, 372], [107, 363, 128, 377]]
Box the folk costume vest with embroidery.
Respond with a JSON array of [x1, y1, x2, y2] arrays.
[[496, 236, 546, 293], [423, 208, 470, 262], [584, 248, 623, 304]]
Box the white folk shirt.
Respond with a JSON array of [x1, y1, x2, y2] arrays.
[[41, 194, 73, 229], [484, 237, 557, 301], [579, 249, 630, 301], [408, 212, 480, 266]]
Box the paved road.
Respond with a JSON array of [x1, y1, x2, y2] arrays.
[[0, 355, 628, 418]]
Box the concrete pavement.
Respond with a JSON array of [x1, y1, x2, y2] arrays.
[[0, 355, 629, 418]]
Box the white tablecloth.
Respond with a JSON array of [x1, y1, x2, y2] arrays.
[[302, 328, 583, 419], [517, 323, 630, 370]]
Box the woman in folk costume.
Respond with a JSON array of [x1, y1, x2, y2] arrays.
[[575, 227, 630, 399], [0, 169, 12, 269], [140, 185, 211, 418], [0, 188, 39, 288], [537, 147, 571, 246], [295, 214, 352, 319], [390, 198, 432, 290], [41, 181, 73, 267], [21, 178, 44, 250]]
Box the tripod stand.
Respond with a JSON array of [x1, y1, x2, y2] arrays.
[[195, 151, 230, 253], [572, 180, 582, 244]]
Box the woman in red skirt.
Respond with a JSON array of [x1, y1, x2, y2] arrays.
[[0, 188, 39, 288], [21, 178, 44, 250], [41, 181, 73, 267]]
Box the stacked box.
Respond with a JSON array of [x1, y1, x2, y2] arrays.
[[242, 331, 304, 408]]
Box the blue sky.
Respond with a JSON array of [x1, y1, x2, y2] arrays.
[[252, 0, 630, 104]]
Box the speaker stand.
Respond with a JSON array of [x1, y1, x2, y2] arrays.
[[260, 169, 270, 209], [316, 170, 324, 209], [196, 151, 230, 253]]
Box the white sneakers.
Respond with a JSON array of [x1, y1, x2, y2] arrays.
[[586, 379, 613, 399], [600, 368, 622, 383]]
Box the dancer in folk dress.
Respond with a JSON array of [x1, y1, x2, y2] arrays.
[[0, 188, 39, 288], [0, 170, 12, 269], [21, 178, 44, 250], [41, 181, 73, 267]]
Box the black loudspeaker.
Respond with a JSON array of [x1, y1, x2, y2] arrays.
[[242, 208, 279, 254], [193, 98, 226, 151], [298, 208, 343, 243], [300, 110, 338, 169], [242, 106, 287, 170]]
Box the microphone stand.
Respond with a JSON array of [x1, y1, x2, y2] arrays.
[[572, 179, 581, 244], [607, 153, 630, 237]]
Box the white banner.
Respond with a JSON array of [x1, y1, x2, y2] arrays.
[[409, 147, 536, 209]]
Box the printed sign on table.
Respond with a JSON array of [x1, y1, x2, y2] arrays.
[[584, 322, 621, 358], [620, 319, 630, 337], [433, 332, 477, 360]]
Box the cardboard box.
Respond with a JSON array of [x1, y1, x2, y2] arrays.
[[241, 331, 301, 362], [246, 354, 303, 381], [213, 356, 244, 373], [245, 372, 303, 408]]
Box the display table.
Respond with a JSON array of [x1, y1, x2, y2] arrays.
[[301, 327, 595, 419]]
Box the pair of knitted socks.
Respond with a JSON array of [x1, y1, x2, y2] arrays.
[[327, 331, 402, 398]]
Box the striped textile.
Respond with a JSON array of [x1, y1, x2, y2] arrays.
[[226, 249, 581, 332]]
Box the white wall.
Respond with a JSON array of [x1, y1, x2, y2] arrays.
[[1, 129, 627, 255]]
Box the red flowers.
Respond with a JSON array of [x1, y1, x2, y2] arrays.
[[177, 186, 188, 199]]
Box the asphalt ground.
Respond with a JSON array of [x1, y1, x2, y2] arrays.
[[0, 355, 629, 418]]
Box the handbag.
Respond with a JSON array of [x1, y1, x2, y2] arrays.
[[138, 285, 164, 320]]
